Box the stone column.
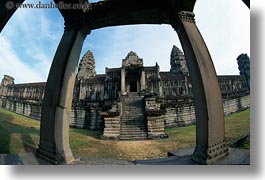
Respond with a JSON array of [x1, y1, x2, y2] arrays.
[[171, 11, 228, 164], [141, 70, 146, 91], [37, 25, 88, 164], [121, 68, 126, 95]]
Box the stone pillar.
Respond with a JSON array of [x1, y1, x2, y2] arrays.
[[121, 68, 126, 95], [141, 70, 146, 91], [37, 25, 88, 164], [171, 11, 228, 164]]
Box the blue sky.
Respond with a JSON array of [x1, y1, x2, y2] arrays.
[[0, 0, 250, 83]]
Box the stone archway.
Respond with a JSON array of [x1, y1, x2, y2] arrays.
[[0, 0, 250, 164], [36, 0, 228, 164]]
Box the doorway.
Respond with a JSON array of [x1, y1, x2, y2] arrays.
[[130, 80, 137, 92]]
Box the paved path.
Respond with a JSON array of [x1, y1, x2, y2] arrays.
[[0, 148, 249, 165], [135, 148, 250, 165]]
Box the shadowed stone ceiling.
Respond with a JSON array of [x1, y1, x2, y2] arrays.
[[55, 0, 196, 30]]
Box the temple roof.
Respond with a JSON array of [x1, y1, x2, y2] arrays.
[[122, 51, 143, 67]]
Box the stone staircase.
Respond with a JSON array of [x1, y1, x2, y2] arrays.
[[120, 93, 147, 140]]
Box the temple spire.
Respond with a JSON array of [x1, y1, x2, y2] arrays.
[[170, 45, 189, 76], [77, 50, 96, 80]]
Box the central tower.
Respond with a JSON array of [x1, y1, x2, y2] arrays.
[[121, 51, 145, 95]]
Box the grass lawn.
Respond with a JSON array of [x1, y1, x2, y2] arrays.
[[0, 108, 250, 160]]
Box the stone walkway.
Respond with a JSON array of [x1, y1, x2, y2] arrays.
[[0, 148, 249, 165], [135, 148, 250, 165], [0, 153, 49, 165]]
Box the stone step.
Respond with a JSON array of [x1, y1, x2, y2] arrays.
[[121, 118, 145, 121], [121, 117, 144, 119], [122, 106, 144, 109], [120, 135, 147, 140], [122, 101, 144, 105], [120, 124, 145, 126], [123, 99, 143, 101], [120, 124, 146, 127], [122, 105, 144, 110], [120, 131, 147, 135], [119, 95, 147, 140], [120, 122, 145, 125], [121, 114, 144, 117], [121, 117, 145, 121], [121, 123, 145, 125], [120, 126, 147, 130], [122, 110, 144, 113], [121, 113, 144, 116], [122, 111, 144, 114], [120, 133, 147, 137], [120, 135, 147, 139], [120, 128, 147, 132]]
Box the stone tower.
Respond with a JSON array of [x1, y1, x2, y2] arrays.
[[170, 45, 189, 76], [0, 75, 14, 96], [237, 53, 250, 90], [0, 75, 14, 108], [77, 50, 96, 80]]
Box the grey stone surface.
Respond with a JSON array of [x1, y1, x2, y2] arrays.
[[215, 148, 250, 165], [0, 147, 249, 165], [168, 147, 194, 157], [0, 153, 49, 165], [72, 157, 134, 165], [0, 154, 23, 165], [135, 156, 194, 165], [136, 148, 250, 165]]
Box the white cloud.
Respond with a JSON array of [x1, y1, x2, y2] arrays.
[[194, 0, 250, 75], [0, 0, 64, 83], [0, 36, 44, 83], [82, 0, 249, 76], [86, 25, 181, 74]]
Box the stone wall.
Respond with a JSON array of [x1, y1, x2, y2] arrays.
[[0, 93, 250, 131], [3, 98, 42, 120], [0, 89, 250, 133], [164, 104, 196, 128], [163, 95, 250, 128], [70, 106, 103, 130], [223, 95, 250, 116], [0, 71, 250, 132]]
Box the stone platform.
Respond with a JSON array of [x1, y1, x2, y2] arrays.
[[0, 147, 249, 165]]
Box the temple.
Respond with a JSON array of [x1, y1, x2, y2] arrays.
[[0, 46, 250, 140]]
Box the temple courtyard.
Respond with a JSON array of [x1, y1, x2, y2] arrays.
[[0, 108, 250, 165]]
